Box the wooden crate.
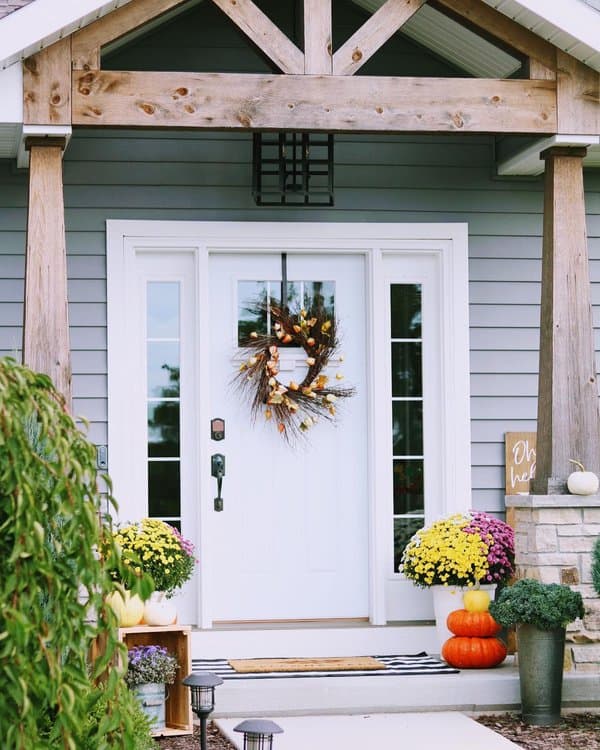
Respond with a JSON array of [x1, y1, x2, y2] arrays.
[[118, 624, 193, 737]]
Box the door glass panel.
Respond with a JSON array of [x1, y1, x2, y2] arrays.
[[238, 281, 268, 341], [391, 342, 422, 397], [147, 342, 180, 397], [393, 459, 424, 515], [391, 284, 421, 338], [237, 280, 335, 345], [147, 281, 182, 526], [392, 401, 423, 456], [147, 282, 180, 338], [303, 281, 335, 317], [390, 284, 424, 572], [148, 402, 180, 457], [148, 461, 181, 517]]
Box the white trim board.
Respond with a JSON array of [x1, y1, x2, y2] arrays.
[[106, 220, 471, 628], [498, 134, 600, 176]]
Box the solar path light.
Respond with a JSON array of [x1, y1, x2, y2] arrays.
[[234, 719, 284, 750], [182, 672, 223, 750]]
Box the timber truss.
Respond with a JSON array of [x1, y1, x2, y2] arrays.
[[22, 0, 600, 135]]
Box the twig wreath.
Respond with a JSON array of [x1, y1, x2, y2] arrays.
[[234, 302, 355, 442]]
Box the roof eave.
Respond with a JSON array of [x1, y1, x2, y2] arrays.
[[482, 0, 600, 71]]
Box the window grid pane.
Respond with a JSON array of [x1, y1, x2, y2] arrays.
[[390, 284, 424, 572], [147, 282, 181, 526]]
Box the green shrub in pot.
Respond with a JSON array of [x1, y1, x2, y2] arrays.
[[489, 579, 584, 630], [489, 578, 584, 726]]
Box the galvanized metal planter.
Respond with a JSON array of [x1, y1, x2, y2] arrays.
[[133, 682, 166, 731], [517, 623, 566, 726]]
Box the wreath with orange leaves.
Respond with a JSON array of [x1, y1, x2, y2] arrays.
[[234, 303, 355, 442]]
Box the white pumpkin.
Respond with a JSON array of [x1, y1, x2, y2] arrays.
[[567, 460, 599, 495], [106, 590, 145, 627]]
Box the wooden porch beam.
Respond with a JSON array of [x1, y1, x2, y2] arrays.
[[304, 0, 332, 74], [432, 0, 557, 74], [23, 38, 71, 125], [557, 51, 600, 134], [210, 0, 304, 74], [73, 70, 556, 133], [23, 142, 71, 406], [333, 0, 425, 76], [72, 0, 191, 70], [533, 147, 600, 494]]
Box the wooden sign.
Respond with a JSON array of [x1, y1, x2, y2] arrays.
[[505, 432, 536, 495]]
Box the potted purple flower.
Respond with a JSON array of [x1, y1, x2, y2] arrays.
[[125, 645, 179, 731], [463, 511, 515, 587]]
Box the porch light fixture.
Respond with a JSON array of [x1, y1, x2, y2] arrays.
[[252, 132, 334, 206], [182, 672, 223, 750], [233, 719, 284, 750]]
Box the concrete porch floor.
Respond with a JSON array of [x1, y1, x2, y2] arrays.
[[210, 658, 600, 718]]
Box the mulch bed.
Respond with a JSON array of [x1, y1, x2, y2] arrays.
[[476, 712, 600, 749], [155, 722, 235, 750]]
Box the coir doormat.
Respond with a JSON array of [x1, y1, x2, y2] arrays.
[[229, 656, 386, 673], [192, 653, 458, 679]]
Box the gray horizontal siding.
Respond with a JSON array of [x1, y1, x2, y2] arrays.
[[2, 130, 600, 516], [2, 0, 600, 517]]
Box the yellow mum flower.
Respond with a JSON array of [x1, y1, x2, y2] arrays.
[[111, 517, 197, 597]]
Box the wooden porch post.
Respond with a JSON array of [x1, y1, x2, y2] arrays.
[[532, 146, 600, 493], [22, 139, 72, 406]]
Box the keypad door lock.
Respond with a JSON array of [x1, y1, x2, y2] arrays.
[[211, 453, 225, 511]]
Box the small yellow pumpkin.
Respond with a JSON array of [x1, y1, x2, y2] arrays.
[[463, 589, 491, 613], [106, 590, 144, 627]]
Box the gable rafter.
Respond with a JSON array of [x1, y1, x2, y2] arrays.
[[72, 0, 191, 71], [209, 0, 304, 74], [333, 0, 426, 76]]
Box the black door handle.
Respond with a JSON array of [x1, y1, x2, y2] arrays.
[[211, 454, 225, 511]]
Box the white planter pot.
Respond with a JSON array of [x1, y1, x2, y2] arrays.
[[144, 592, 177, 626], [431, 584, 496, 653]]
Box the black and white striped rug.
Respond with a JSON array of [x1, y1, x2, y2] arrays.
[[192, 653, 458, 679]]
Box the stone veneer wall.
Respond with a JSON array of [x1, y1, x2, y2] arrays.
[[505, 495, 600, 673]]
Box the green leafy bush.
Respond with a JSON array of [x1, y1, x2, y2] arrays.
[[41, 686, 158, 750], [592, 537, 600, 596], [0, 358, 153, 749], [489, 578, 584, 631]]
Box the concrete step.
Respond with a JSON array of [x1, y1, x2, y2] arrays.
[[210, 659, 598, 718], [190, 625, 598, 718], [190, 623, 438, 660]]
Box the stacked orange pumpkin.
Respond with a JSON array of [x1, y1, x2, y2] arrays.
[[441, 590, 507, 669]]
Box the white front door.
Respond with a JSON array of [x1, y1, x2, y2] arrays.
[[107, 221, 471, 631], [208, 252, 369, 622]]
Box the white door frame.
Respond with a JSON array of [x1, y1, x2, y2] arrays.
[[107, 220, 471, 628]]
